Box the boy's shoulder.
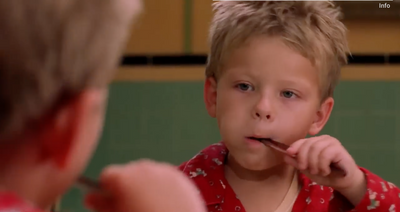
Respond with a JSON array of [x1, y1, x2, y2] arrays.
[[179, 142, 226, 174], [0, 192, 43, 212], [178, 142, 234, 207]]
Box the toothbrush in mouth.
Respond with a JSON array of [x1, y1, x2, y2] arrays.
[[253, 137, 347, 177]]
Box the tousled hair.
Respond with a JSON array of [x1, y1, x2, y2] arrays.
[[0, 0, 141, 140], [206, 1, 349, 100]]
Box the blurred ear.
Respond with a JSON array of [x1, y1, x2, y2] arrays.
[[204, 77, 217, 118], [308, 97, 334, 136], [37, 89, 107, 169]]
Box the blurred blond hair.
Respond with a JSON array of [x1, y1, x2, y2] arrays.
[[0, 0, 142, 140]]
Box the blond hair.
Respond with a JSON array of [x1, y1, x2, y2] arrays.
[[0, 0, 141, 140], [206, 1, 349, 100]]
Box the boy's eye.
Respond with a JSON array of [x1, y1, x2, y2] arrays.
[[237, 83, 253, 91], [282, 91, 295, 98]]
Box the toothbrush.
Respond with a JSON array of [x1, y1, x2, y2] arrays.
[[75, 176, 102, 192]]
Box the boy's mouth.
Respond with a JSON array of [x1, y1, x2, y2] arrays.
[[247, 137, 289, 154], [247, 137, 272, 142], [247, 137, 276, 143]]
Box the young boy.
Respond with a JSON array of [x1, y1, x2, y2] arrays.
[[0, 1, 206, 212], [179, 1, 400, 212]]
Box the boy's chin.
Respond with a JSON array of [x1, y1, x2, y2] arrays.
[[242, 160, 286, 171], [228, 153, 285, 172]]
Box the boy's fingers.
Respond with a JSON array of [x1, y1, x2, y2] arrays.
[[286, 138, 307, 154], [318, 145, 343, 176], [98, 165, 128, 196], [317, 144, 335, 176], [86, 160, 206, 212], [284, 155, 298, 168], [295, 139, 317, 170], [284, 155, 312, 179], [308, 139, 331, 175]]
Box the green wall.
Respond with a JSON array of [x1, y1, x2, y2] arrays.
[[62, 81, 400, 212]]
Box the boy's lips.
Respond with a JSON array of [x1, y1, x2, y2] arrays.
[[245, 136, 268, 147], [247, 137, 288, 154], [247, 136, 277, 144], [247, 136, 274, 140]]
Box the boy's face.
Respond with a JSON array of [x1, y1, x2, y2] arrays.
[[204, 36, 333, 171]]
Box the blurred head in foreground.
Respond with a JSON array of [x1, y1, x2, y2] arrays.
[[0, 0, 141, 208]]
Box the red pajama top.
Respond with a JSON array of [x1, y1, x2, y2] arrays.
[[179, 142, 400, 212], [0, 192, 42, 212]]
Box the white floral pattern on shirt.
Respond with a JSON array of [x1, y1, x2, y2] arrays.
[[179, 142, 400, 212]]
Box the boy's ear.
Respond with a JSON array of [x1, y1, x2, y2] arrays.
[[204, 77, 218, 118], [37, 90, 105, 169], [308, 97, 334, 136]]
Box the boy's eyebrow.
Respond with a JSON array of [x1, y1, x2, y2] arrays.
[[276, 78, 313, 91]]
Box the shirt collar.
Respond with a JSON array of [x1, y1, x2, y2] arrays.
[[181, 142, 310, 207]]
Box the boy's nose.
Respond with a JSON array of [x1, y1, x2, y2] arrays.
[[253, 98, 274, 121], [255, 112, 271, 120]]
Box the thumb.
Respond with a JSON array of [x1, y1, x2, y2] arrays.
[[286, 138, 307, 155], [83, 165, 129, 212], [284, 155, 313, 177], [284, 155, 298, 168], [98, 165, 128, 196]]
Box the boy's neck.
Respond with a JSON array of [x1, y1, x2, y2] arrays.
[[224, 154, 298, 212], [0, 143, 55, 210]]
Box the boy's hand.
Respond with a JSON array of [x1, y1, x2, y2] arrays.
[[84, 160, 206, 212], [284, 135, 367, 205]]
